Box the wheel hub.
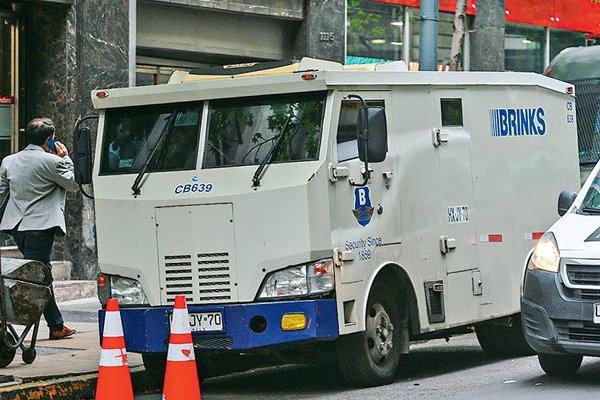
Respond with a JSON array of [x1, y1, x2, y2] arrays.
[[367, 302, 394, 364]]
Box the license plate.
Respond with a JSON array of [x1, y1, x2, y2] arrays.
[[171, 312, 223, 332], [594, 304, 600, 324]]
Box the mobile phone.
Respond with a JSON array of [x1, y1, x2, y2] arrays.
[[47, 137, 57, 153]]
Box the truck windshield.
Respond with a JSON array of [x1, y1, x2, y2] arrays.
[[100, 102, 202, 175], [203, 91, 326, 168]]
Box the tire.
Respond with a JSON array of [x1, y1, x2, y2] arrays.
[[538, 353, 582, 376], [0, 332, 16, 368], [22, 348, 36, 364], [476, 315, 534, 358], [336, 283, 402, 387], [142, 353, 167, 388]]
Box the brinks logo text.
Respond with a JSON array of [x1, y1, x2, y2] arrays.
[[489, 107, 546, 137]]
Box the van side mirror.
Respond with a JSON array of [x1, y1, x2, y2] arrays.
[[558, 190, 577, 216], [74, 126, 93, 185], [358, 106, 388, 163]]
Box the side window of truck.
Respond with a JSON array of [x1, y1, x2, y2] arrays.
[[337, 100, 385, 162], [441, 98, 463, 126]]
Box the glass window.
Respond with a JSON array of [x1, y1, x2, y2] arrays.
[[337, 100, 385, 162], [203, 92, 326, 168], [441, 99, 463, 126], [505, 24, 545, 73], [550, 29, 586, 61], [346, 0, 405, 64], [100, 102, 202, 175]]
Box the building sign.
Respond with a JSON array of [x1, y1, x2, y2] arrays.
[[0, 96, 14, 105]]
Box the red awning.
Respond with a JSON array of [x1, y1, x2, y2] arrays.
[[374, 0, 600, 34]]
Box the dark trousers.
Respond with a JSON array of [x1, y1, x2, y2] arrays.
[[12, 228, 64, 331]]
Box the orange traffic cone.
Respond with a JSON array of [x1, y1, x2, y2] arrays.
[[162, 295, 201, 400], [95, 298, 134, 400]]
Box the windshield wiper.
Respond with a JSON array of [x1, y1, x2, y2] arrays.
[[251, 113, 293, 188], [131, 112, 177, 196], [581, 207, 600, 215]]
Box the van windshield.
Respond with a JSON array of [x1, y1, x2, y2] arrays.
[[581, 174, 600, 213], [100, 102, 202, 175], [203, 91, 326, 168]]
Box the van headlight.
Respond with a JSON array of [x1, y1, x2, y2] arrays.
[[527, 232, 560, 273], [258, 259, 335, 300], [98, 273, 149, 305]]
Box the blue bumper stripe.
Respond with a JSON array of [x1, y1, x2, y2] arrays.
[[99, 299, 338, 353]]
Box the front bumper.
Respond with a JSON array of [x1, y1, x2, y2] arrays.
[[521, 268, 600, 356], [99, 298, 338, 353]]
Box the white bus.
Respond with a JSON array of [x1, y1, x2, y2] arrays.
[[79, 58, 579, 386]]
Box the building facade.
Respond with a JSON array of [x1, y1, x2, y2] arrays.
[[348, 0, 600, 71], [0, 0, 597, 279]]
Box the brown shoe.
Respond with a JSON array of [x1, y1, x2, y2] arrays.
[[49, 327, 76, 340]]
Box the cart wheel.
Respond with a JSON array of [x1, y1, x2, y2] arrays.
[[22, 348, 36, 365], [0, 332, 16, 368]]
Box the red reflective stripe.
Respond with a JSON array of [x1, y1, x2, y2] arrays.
[[102, 336, 126, 349], [532, 232, 544, 240], [169, 333, 193, 345], [488, 234, 503, 243]]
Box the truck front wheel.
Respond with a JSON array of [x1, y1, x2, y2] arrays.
[[336, 283, 401, 387]]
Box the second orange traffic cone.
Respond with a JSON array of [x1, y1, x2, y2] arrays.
[[95, 298, 134, 400], [162, 295, 202, 400]]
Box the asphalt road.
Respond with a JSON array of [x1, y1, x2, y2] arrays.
[[135, 334, 600, 400]]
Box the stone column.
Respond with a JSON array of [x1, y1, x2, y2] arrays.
[[25, 0, 129, 279], [293, 0, 346, 63], [470, 0, 505, 71]]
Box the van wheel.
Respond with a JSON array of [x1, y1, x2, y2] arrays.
[[336, 283, 401, 387], [538, 353, 582, 376], [476, 315, 534, 357]]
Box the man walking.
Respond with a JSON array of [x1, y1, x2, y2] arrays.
[[0, 118, 79, 340]]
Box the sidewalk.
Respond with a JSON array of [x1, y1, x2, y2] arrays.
[[0, 298, 148, 399]]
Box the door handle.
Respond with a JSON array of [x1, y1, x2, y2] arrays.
[[440, 235, 457, 254]]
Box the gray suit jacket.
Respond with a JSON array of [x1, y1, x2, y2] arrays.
[[0, 144, 80, 235]]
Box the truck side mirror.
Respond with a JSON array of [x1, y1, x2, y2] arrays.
[[74, 126, 93, 185], [558, 190, 577, 216], [358, 106, 387, 163]]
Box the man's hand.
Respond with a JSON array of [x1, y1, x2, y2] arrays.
[[54, 141, 69, 157]]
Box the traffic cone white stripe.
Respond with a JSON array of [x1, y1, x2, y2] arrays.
[[167, 342, 196, 362], [99, 348, 129, 367], [170, 308, 191, 334], [103, 311, 125, 337]]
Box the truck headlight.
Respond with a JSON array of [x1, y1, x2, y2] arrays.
[[97, 273, 149, 305], [528, 232, 560, 273], [258, 259, 334, 300]]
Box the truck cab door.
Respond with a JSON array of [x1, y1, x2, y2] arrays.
[[329, 91, 396, 286]]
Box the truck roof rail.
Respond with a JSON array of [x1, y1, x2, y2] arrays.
[[169, 57, 408, 84]]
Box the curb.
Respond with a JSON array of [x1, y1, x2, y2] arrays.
[[0, 367, 156, 400]]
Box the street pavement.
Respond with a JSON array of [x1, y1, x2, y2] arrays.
[[0, 297, 142, 388], [136, 334, 600, 400]]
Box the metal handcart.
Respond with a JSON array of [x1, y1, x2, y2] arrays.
[[0, 257, 52, 367]]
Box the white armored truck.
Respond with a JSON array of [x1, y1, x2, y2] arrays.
[[79, 58, 580, 386]]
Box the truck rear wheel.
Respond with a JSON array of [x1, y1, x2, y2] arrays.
[[538, 353, 582, 376], [336, 283, 401, 387], [475, 315, 534, 357]]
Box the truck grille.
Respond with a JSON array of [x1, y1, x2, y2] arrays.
[[555, 320, 600, 343], [563, 287, 600, 301], [156, 204, 239, 305], [163, 253, 233, 304]]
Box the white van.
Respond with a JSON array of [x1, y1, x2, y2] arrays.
[[522, 160, 600, 376]]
